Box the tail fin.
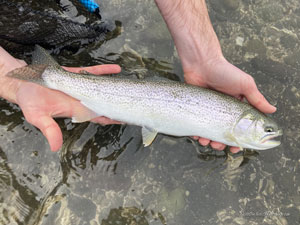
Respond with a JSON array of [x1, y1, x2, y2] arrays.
[[6, 64, 48, 85]]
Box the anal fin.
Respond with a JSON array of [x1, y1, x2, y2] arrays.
[[142, 127, 158, 147]]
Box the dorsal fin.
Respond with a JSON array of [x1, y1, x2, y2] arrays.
[[32, 45, 60, 66]]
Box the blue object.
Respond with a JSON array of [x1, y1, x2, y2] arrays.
[[79, 0, 99, 13]]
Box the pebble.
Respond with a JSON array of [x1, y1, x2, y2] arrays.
[[236, 36, 244, 46]]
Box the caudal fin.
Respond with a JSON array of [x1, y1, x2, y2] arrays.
[[6, 64, 48, 85]]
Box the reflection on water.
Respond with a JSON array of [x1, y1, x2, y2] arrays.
[[0, 147, 38, 224], [0, 0, 300, 224]]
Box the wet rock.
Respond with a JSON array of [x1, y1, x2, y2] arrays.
[[101, 207, 149, 225], [280, 34, 299, 50], [223, 0, 240, 10], [284, 51, 300, 69], [244, 199, 267, 218], [282, 206, 300, 224], [257, 4, 284, 22], [157, 187, 186, 215], [245, 39, 266, 55], [250, 57, 297, 83], [243, 0, 264, 5], [285, 15, 300, 30], [68, 195, 97, 220], [209, 0, 241, 21]]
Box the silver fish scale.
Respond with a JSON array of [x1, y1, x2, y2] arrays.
[[43, 67, 252, 138]]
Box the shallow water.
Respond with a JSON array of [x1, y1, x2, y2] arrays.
[[0, 0, 300, 224]]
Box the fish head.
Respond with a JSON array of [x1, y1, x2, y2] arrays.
[[233, 111, 283, 150]]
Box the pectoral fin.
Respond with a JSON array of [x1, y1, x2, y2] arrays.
[[71, 100, 101, 123], [71, 109, 99, 123], [142, 127, 158, 147], [224, 132, 243, 150]]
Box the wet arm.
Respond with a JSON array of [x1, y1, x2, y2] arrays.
[[154, 0, 223, 73]]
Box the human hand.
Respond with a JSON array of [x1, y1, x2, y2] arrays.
[[0, 47, 27, 103], [0, 47, 121, 152], [154, 0, 276, 153], [184, 57, 276, 153]]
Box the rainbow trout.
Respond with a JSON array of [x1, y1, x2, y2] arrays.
[[7, 45, 282, 150]]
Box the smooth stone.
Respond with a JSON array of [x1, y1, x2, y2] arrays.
[[245, 39, 266, 55], [223, 0, 240, 10], [284, 51, 300, 69], [280, 35, 299, 50], [257, 4, 284, 22]]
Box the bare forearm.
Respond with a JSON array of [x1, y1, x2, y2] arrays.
[[154, 0, 223, 71]]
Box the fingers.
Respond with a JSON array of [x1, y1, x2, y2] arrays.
[[197, 137, 210, 146], [210, 141, 226, 151], [229, 147, 241, 153], [194, 136, 242, 153], [243, 76, 276, 114], [63, 64, 121, 75], [24, 113, 63, 152], [194, 137, 227, 151]]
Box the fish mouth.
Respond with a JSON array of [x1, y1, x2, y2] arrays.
[[261, 129, 283, 147]]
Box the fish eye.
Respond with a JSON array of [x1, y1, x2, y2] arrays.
[[264, 127, 274, 133]]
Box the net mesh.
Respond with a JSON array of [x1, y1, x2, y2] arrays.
[[79, 0, 99, 12], [0, 0, 111, 47]]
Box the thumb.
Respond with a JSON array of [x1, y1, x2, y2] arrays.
[[243, 76, 276, 114], [22, 111, 63, 152]]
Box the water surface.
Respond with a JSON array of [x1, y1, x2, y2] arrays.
[[0, 0, 299, 224]]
